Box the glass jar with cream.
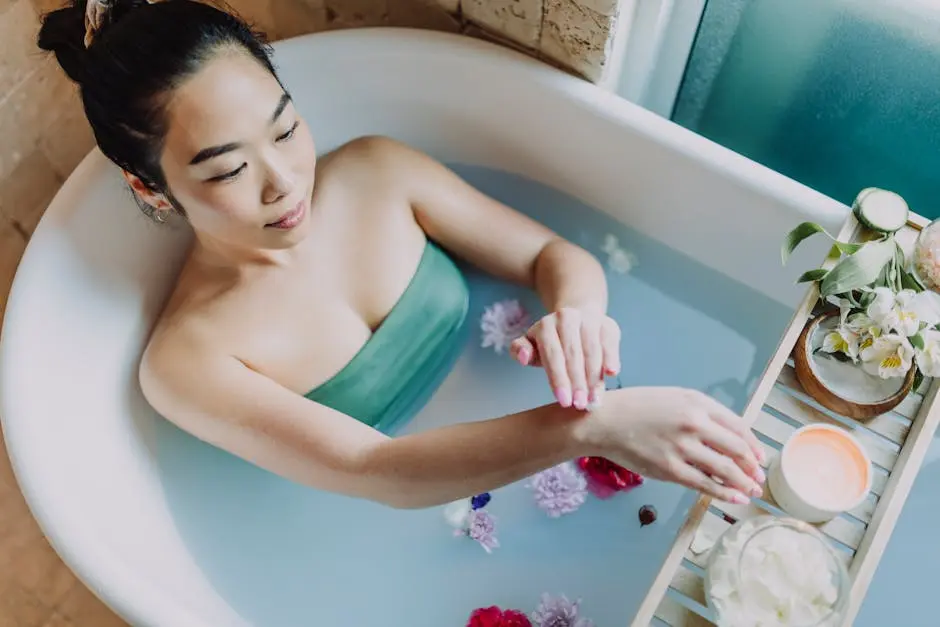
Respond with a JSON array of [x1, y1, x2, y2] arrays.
[[913, 217, 940, 292], [704, 515, 849, 627]]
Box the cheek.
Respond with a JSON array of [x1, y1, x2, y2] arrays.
[[179, 183, 259, 227], [293, 123, 317, 173]]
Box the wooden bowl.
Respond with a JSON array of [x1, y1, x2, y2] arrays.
[[793, 310, 915, 420]]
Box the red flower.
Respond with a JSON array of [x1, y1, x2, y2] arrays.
[[467, 606, 533, 627], [577, 456, 644, 499]]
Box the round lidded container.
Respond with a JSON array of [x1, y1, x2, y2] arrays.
[[767, 423, 872, 524], [704, 515, 850, 627]]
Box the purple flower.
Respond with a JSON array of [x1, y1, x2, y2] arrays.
[[528, 462, 588, 518], [471, 492, 492, 510], [481, 299, 531, 353], [460, 509, 499, 553], [531, 594, 594, 627]]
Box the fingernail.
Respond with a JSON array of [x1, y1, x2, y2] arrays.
[[518, 347, 530, 363], [732, 493, 750, 505], [754, 468, 766, 484], [572, 389, 587, 410], [555, 388, 572, 408]]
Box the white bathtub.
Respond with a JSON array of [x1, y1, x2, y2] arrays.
[[0, 28, 853, 626]]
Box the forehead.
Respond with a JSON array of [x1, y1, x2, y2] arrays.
[[162, 50, 286, 159]]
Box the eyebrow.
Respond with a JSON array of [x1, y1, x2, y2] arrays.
[[188, 93, 293, 166]]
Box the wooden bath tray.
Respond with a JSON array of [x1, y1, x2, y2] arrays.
[[632, 212, 940, 626]]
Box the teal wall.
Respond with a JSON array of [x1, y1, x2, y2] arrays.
[[673, 0, 940, 218]]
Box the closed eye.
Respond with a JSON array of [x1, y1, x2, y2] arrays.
[[277, 121, 299, 142], [208, 163, 246, 183]]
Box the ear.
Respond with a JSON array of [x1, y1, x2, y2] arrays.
[[122, 171, 173, 213]]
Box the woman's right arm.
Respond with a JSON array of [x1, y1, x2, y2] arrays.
[[140, 349, 597, 509], [140, 349, 765, 509]]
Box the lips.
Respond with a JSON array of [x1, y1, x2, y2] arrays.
[[265, 200, 306, 230]]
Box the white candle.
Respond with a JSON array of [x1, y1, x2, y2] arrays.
[[768, 424, 871, 523]]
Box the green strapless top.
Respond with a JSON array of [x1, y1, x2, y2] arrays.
[[304, 241, 470, 434]]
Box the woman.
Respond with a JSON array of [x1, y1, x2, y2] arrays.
[[40, 0, 765, 509]]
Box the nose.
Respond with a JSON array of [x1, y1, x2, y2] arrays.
[[260, 154, 295, 205]]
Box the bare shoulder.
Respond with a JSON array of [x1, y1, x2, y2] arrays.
[[139, 312, 218, 412], [321, 135, 432, 177], [138, 268, 241, 416]]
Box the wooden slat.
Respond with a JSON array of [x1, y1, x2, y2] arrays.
[[776, 366, 913, 446], [842, 378, 940, 625], [629, 216, 864, 627], [668, 567, 707, 606], [714, 496, 863, 556], [653, 594, 714, 627], [685, 511, 732, 569], [765, 387, 900, 471]]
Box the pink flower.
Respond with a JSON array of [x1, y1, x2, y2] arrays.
[[468, 606, 533, 627], [576, 456, 644, 499]]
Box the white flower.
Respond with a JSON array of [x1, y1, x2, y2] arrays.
[[601, 234, 637, 275], [860, 334, 914, 379], [915, 329, 940, 378], [821, 326, 860, 362], [866, 288, 940, 337], [846, 312, 879, 336], [443, 498, 472, 529], [480, 299, 530, 353]]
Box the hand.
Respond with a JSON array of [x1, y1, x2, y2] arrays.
[[510, 307, 621, 410], [587, 386, 766, 503]]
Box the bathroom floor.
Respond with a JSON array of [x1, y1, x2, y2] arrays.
[[0, 231, 126, 626]]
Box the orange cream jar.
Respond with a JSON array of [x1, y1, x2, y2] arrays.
[[767, 424, 872, 524]]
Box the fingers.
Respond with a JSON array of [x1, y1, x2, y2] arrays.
[[600, 318, 621, 376], [700, 394, 767, 466], [683, 440, 762, 500], [533, 319, 572, 407], [697, 421, 764, 486], [556, 312, 588, 409], [672, 463, 750, 504], [581, 321, 604, 404], [510, 336, 537, 366]]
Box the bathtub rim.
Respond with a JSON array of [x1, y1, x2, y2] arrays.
[[0, 26, 850, 627]]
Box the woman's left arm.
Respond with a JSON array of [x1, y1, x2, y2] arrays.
[[376, 137, 621, 409]]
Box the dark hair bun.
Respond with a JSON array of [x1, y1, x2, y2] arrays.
[[37, 1, 90, 84], [37, 0, 154, 84]]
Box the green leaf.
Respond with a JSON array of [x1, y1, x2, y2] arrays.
[[819, 238, 898, 297], [859, 290, 875, 308], [900, 266, 925, 292], [911, 333, 925, 350], [796, 269, 829, 284], [782, 222, 832, 265], [835, 241, 863, 255], [914, 369, 925, 392]]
